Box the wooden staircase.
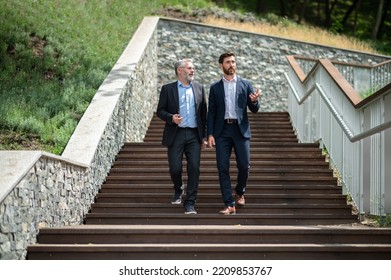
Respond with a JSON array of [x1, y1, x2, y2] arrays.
[[27, 112, 391, 259]]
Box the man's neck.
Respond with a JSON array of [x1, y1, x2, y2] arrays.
[[223, 74, 236, 81], [178, 79, 191, 87]]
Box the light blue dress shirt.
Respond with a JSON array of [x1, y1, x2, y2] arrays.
[[177, 81, 197, 128], [223, 75, 237, 119]]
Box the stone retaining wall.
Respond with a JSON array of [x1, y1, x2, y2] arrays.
[[157, 18, 389, 112]]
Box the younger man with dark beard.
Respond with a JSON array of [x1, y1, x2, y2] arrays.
[[207, 52, 260, 215]]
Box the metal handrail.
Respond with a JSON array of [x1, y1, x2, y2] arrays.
[[285, 72, 391, 143]]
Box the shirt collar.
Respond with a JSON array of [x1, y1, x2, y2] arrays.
[[222, 74, 237, 83], [178, 80, 192, 88]]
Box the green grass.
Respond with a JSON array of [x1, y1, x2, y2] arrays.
[[0, 0, 213, 154], [376, 214, 391, 228]]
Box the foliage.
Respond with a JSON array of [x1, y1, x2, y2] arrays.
[[358, 85, 384, 99], [0, 0, 213, 154], [373, 40, 391, 55], [376, 214, 391, 228], [212, 0, 390, 51]]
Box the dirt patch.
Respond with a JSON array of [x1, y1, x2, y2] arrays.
[[29, 35, 46, 58], [0, 129, 46, 151], [157, 7, 258, 24]]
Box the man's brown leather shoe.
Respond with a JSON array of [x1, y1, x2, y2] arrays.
[[219, 206, 236, 215], [235, 194, 245, 206]]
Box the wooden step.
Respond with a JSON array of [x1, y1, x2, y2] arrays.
[[115, 153, 327, 160], [89, 203, 353, 215], [112, 159, 331, 168], [33, 225, 391, 245], [84, 213, 358, 226], [104, 175, 337, 182], [93, 193, 349, 204], [27, 243, 391, 260], [108, 167, 334, 176], [98, 184, 343, 194], [27, 224, 391, 259]]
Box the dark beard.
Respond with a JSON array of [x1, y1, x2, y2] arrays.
[[223, 67, 236, 76]]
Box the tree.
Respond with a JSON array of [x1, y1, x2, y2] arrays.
[[372, 0, 385, 39], [377, 0, 391, 39], [352, 0, 361, 35], [256, 0, 267, 13], [324, 0, 339, 28], [283, 0, 310, 23], [279, 0, 287, 17], [341, 0, 360, 30], [298, 0, 310, 23]]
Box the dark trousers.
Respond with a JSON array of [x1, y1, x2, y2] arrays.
[[215, 123, 250, 206], [167, 127, 201, 206]]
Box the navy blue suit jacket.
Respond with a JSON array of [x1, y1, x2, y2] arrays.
[[207, 77, 260, 139], [157, 81, 207, 147]]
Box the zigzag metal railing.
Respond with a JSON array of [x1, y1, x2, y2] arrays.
[[295, 56, 391, 98], [285, 77, 391, 143], [285, 55, 391, 217]]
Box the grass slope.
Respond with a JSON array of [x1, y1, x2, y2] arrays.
[[0, 0, 213, 154]]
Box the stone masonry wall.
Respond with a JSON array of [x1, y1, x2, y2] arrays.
[[157, 19, 389, 112], [0, 157, 90, 259]]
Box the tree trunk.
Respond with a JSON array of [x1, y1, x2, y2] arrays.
[[299, 0, 310, 24], [324, 0, 339, 28], [279, 0, 286, 17], [353, 0, 361, 35], [377, 0, 390, 39], [341, 0, 359, 28], [372, 0, 385, 40], [256, 0, 267, 14]]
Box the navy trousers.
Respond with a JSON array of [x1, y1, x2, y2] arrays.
[[215, 123, 250, 206]]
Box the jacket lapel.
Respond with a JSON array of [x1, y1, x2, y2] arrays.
[[193, 83, 199, 111], [172, 82, 180, 112], [236, 77, 244, 99], [217, 80, 226, 109]]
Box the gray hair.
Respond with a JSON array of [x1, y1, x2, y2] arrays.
[[174, 58, 193, 76]]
